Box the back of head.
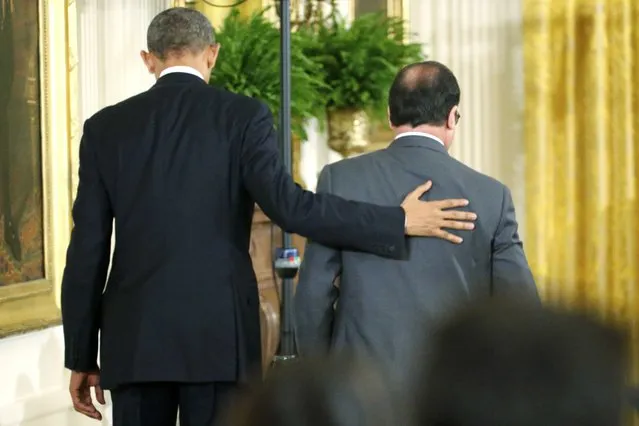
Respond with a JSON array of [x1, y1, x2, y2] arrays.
[[224, 356, 398, 426], [388, 61, 460, 128], [146, 7, 214, 60], [418, 299, 628, 426]]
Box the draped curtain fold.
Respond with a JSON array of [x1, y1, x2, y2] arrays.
[[523, 0, 639, 400], [76, 0, 174, 123], [407, 0, 526, 215]]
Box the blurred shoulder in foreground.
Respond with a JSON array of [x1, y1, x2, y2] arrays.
[[418, 298, 629, 426], [222, 355, 399, 426]]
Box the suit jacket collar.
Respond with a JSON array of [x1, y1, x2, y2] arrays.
[[388, 134, 449, 155], [153, 72, 208, 88]]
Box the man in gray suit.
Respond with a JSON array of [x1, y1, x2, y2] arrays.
[[295, 61, 539, 387]]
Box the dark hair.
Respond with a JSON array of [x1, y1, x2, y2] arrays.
[[417, 299, 628, 426], [388, 61, 460, 128], [146, 7, 214, 60], [223, 356, 398, 426]]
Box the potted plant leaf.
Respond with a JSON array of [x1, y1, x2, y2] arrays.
[[307, 12, 423, 156], [210, 9, 327, 184]]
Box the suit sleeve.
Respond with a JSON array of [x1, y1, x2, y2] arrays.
[[491, 186, 539, 301], [61, 119, 113, 372], [294, 166, 342, 356], [241, 102, 406, 259]]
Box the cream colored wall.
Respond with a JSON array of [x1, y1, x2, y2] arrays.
[[409, 0, 526, 220], [0, 1, 172, 425], [0, 327, 101, 426]]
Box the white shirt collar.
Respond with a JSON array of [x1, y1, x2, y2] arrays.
[[394, 131, 445, 147], [159, 66, 205, 81]]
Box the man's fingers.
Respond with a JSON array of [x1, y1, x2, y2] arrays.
[[405, 180, 432, 201], [70, 390, 102, 420], [94, 385, 106, 405], [434, 229, 463, 244], [441, 220, 475, 231], [72, 400, 101, 420], [69, 389, 84, 407], [443, 210, 477, 221], [434, 198, 470, 209]]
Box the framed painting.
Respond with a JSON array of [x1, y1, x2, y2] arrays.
[[0, 0, 76, 337]]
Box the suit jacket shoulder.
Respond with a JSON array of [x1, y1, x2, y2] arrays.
[[88, 82, 268, 127], [322, 149, 390, 189], [327, 149, 388, 172], [87, 90, 150, 126], [214, 87, 264, 109], [447, 154, 507, 193], [328, 146, 506, 187], [323, 143, 512, 236]]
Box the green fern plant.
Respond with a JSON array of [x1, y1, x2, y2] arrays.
[[308, 13, 424, 122], [210, 9, 327, 139]]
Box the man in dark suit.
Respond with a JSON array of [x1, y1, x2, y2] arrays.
[[295, 61, 539, 393], [61, 10, 477, 426]]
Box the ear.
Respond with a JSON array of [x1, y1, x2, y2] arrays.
[[140, 51, 155, 74], [207, 43, 221, 69], [447, 106, 458, 130], [387, 106, 393, 129]]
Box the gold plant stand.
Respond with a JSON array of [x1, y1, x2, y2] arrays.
[[327, 109, 371, 157]]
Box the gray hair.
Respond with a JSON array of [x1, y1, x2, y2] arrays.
[[146, 7, 215, 60]]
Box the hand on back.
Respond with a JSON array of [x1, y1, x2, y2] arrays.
[[402, 180, 477, 243]]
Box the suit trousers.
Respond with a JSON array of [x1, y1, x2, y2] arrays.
[[110, 382, 237, 426]]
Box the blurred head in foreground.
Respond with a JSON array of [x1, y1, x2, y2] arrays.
[[224, 356, 397, 426], [418, 299, 628, 426]]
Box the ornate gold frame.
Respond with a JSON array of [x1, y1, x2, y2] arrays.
[[0, 0, 76, 337]]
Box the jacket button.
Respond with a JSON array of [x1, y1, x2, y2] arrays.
[[388, 245, 395, 253]]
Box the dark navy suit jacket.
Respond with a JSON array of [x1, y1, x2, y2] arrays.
[[61, 72, 407, 389]]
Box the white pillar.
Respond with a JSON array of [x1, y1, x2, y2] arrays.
[[409, 0, 526, 220], [76, 0, 173, 124]]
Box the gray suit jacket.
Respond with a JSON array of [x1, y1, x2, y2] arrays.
[[294, 134, 539, 385]]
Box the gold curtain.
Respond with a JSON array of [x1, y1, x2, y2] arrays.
[[523, 0, 639, 407]]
